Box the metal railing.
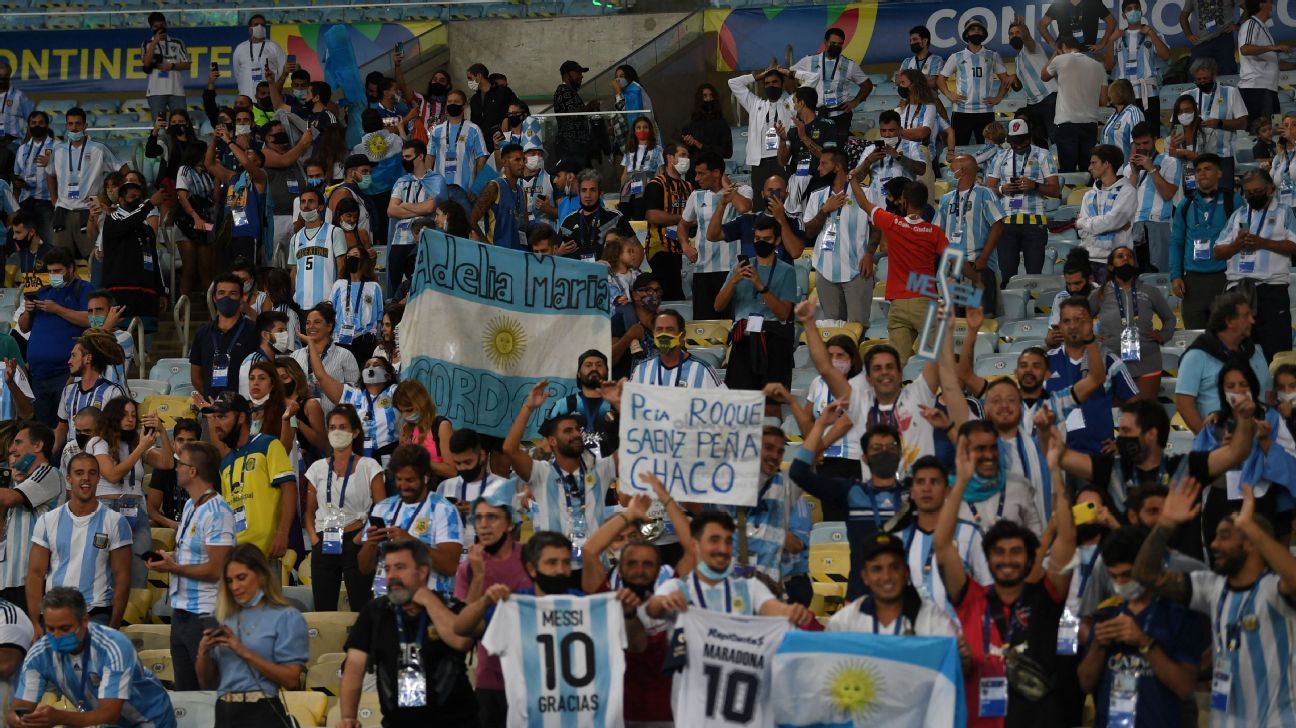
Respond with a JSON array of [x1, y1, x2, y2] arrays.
[[126, 316, 149, 380], [173, 295, 192, 359]]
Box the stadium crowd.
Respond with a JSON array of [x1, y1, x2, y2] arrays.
[[0, 2, 1293, 727]]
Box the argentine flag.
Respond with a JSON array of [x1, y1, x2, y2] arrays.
[[401, 230, 611, 439], [772, 632, 966, 728]]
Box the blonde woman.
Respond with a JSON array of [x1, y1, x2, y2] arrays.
[[1101, 79, 1144, 159], [393, 379, 455, 481]]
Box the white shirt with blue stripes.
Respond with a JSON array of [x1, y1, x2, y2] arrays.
[[329, 279, 383, 343], [291, 222, 339, 310], [1012, 42, 1057, 104], [367, 491, 462, 594], [1112, 30, 1161, 99], [631, 354, 724, 389], [339, 383, 399, 456], [167, 493, 237, 615], [57, 377, 127, 424], [939, 48, 1006, 114], [31, 502, 133, 609], [803, 184, 877, 284], [683, 187, 742, 274], [1101, 104, 1145, 160], [0, 464, 65, 590], [1219, 198, 1296, 285], [1121, 155, 1184, 223]]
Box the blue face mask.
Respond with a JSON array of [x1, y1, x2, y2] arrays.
[[214, 296, 241, 318], [357, 174, 373, 191], [307, 176, 324, 187], [696, 558, 734, 581], [50, 631, 81, 653], [48, 273, 65, 288], [65, 130, 85, 142], [237, 589, 265, 608], [88, 314, 106, 328], [292, 88, 310, 102]]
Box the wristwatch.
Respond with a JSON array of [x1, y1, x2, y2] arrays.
[[1139, 638, 1156, 655]]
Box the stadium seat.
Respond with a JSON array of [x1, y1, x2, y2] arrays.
[[141, 395, 197, 430], [684, 320, 731, 347], [149, 358, 189, 383], [1003, 337, 1046, 354], [809, 521, 847, 546], [1165, 430, 1196, 456], [325, 691, 382, 728], [1003, 274, 1063, 293], [974, 354, 1018, 378], [304, 612, 358, 665], [306, 652, 347, 695], [809, 581, 847, 617], [283, 585, 316, 613], [802, 493, 823, 524], [170, 691, 217, 728], [809, 543, 850, 583], [1169, 329, 1203, 347], [790, 367, 817, 390], [689, 346, 725, 369], [283, 691, 329, 728], [1033, 289, 1064, 315], [999, 319, 1051, 341], [1162, 350, 1181, 376], [122, 624, 171, 652], [139, 649, 174, 686], [999, 290, 1027, 321], [151, 527, 176, 552], [1138, 272, 1170, 290], [128, 379, 169, 400], [0, 288, 20, 310]]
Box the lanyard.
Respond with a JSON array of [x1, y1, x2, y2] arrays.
[[1077, 546, 1102, 598], [1013, 434, 1033, 481], [1197, 88, 1216, 117], [1013, 150, 1026, 180], [392, 606, 429, 666], [248, 40, 266, 65], [211, 318, 247, 359], [1113, 279, 1139, 328], [444, 121, 464, 157], [692, 572, 732, 612], [392, 496, 429, 531], [1214, 574, 1265, 653], [902, 104, 921, 130], [983, 589, 1019, 653], [953, 188, 972, 234], [559, 458, 588, 510], [1248, 207, 1269, 236], [458, 475, 483, 503], [967, 490, 1008, 525], [869, 598, 904, 634], [23, 139, 47, 169], [345, 280, 364, 320], [326, 454, 356, 508], [820, 53, 842, 88], [75, 644, 92, 710], [68, 141, 87, 177], [634, 145, 647, 171], [177, 490, 217, 549]]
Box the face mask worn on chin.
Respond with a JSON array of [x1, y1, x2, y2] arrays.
[[328, 430, 353, 450], [362, 366, 389, 385], [301, 209, 320, 223], [340, 221, 357, 232], [1009, 37, 1025, 50], [624, 581, 655, 599], [49, 632, 82, 654], [1280, 390, 1296, 405], [526, 155, 544, 172], [866, 450, 901, 478], [237, 589, 265, 608], [764, 86, 782, 102], [696, 559, 734, 581], [1115, 435, 1143, 462], [533, 572, 572, 595], [1246, 194, 1269, 210], [249, 394, 270, 408], [1225, 391, 1252, 407], [404, 412, 421, 424], [482, 533, 509, 555], [215, 296, 241, 318], [1178, 112, 1196, 126], [65, 130, 84, 142]]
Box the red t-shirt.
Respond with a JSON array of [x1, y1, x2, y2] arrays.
[[955, 579, 1065, 728], [871, 207, 949, 301]]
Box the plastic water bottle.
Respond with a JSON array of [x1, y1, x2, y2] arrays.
[[569, 510, 588, 571]]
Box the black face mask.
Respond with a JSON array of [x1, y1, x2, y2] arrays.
[[1247, 194, 1270, 210], [753, 240, 777, 258], [256, 97, 273, 111], [269, 132, 289, 146], [457, 463, 483, 483], [0, 79, 10, 91], [401, 159, 416, 173], [283, 381, 296, 395], [764, 86, 782, 101], [121, 429, 139, 445], [345, 256, 361, 274], [1009, 37, 1024, 50], [532, 572, 571, 595], [1112, 263, 1138, 281], [897, 86, 911, 100], [1076, 523, 1109, 544], [507, 114, 522, 129], [825, 45, 842, 59], [701, 100, 716, 112], [867, 450, 901, 478], [909, 42, 924, 55], [426, 83, 447, 97], [580, 201, 599, 212], [446, 103, 464, 118], [623, 581, 654, 600], [75, 433, 91, 449], [1115, 435, 1143, 462], [482, 533, 509, 554], [30, 126, 47, 139], [569, 78, 582, 91], [1196, 80, 1215, 94], [963, 31, 987, 45]]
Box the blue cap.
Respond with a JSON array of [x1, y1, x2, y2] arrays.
[[472, 477, 521, 525]]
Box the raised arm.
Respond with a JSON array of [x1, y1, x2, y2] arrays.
[[1042, 428, 1076, 595], [1071, 341, 1107, 403], [580, 495, 650, 593], [502, 379, 550, 482], [794, 299, 851, 399], [1132, 476, 1199, 603], [1207, 396, 1256, 476], [1236, 484, 1296, 597], [935, 435, 972, 601]]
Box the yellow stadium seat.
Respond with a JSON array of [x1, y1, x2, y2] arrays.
[[39, 692, 75, 710], [304, 612, 358, 665], [325, 691, 382, 728], [141, 395, 197, 430], [802, 494, 823, 525], [151, 527, 176, 552], [281, 690, 328, 728], [809, 544, 851, 584], [1170, 411, 1190, 431], [872, 280, 886, 297], [297, 552, 313, 586], [809, 581, 848, 617], [816, 322, 864, 343], [124, 588, 157, 625], [122, 624, 171, 652], [684, 320, 732, 347], [857, 338, 892, 355], [139, 649, 174, 685], [1066, 187, 1091, 205], [280, 549, 299, 587], [306, 653, 346, 695], [147, 567, 170, 590]]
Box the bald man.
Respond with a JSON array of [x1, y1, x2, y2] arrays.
[[932, 154, 1007, 315]]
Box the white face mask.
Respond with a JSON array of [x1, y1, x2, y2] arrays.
[[300, 209, 320, 223], [1177, 112, 1196, 126], [362, 366, 389, 385], [1225, 390, 1251, 406], [831, 359, 851, 376], [467, 79, 480, 92], [525, 155, 544, 172], [235, 124, 252, 136], [340, 221, 356, 232], [249, 394, 270, 407], [882, 135, 900, 148], [250, 24, 266, 40], [272, 330, 291, 353], [1112, 580, 1146, 602], [328, 430, 353, 450], [673, 157, 690, 175], [1279, 390, 1296, 404]]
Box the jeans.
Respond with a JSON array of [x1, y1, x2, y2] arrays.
[[1191, 32, 1238, 76], [30, 372, 67, 428], [1023, 94, 1057, 150], [147, 95, 187, 121], [310, 531, 373, 613], [171, 608, 216, 691], [1245, 282, 1292, 359], [387, 243, 417, 294], [1055, 122, 1097, 173], [996, 223, 1048, 282]]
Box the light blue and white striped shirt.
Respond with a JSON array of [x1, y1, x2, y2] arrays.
[[1012, 42, 1057, 104], [50, 139, 121, 212], [18, 623, 173, 726], [525, 455, 616, 546], [897, 103, 941, 149], [57, 377, 128, 424], [291, 222, 338, 310], [329, 279, 383, 343], [934, 183, 1006, 273], [631, 354, 723, 389], [1191, 83, 1247, 157], [988, 146, 1059, 218], [802, 184, 875, 283], [388, 173, 434, 246], [338, 383, 398, 456], [780, 495, 811, 579], [106, 330, 135, 390], [1122, 155, 1184, 223], [429, 120, 488, 190], [724, 474, 790, 582], [939, 48, 1006, 114], [368, 492, 462, 595], [0, 88, 33, 140], [13, 138, 54, 204], [1219, 198, 1296, 285], [898, 53, 945, 80], [1101, 104, 1145, 159], [866, 139, 926, 198], [0, 464, 65, 590], [904, 520, 991, 609], [31, 502, 133, 609], [1112, 30, 1161, 99], [0, 598, 32, 717], [167, 494, 236, 615], [683, 188, 740, 274], [1275, 149, 1296, 210], [791, 53, 869, 110], [656, 572, 776, 615]]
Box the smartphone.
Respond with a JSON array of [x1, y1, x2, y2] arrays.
[[1072, 501, 1097, 526], [395, 41, 404, 56], [286, 54, 296, 65], [210, 61, 218, 72], [737, 254, 750, 266], [140, 550, 162, 563], [13, 707, 30, 719], [198, 615, 221, 632], [368, 516, 388, 529]]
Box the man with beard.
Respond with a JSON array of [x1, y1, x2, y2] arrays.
[[1047, 249, 1096, 345], [722, 427, 801, 585], [547, 350, 618, 457], [206, 392, 296, 561], [505, 384, 620, 576], [437, 428, 510, 548], [829, 532, 960, 639], [629, 309, 723, 389], [936, 428, 1076, 727], [1134, 479, 1296, 728], [899, 456, 993, 609], [339, 538, 477, 728], [452, 480, 531, 728], [952, 419, 1044, 537]]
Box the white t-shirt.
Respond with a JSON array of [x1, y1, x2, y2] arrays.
[[1238, 16, 1280, 90], [85, 437, 145, 498], [1046, 52, 1107, 124], [230, 39, 286, 99], [827, 596, 959, 635], [848, 377, 938, 477], [304, 455, 384, 530]]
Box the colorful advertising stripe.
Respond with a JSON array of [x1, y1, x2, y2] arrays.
[[0, 21, 442, 94], [707, 1, 1296, 71]]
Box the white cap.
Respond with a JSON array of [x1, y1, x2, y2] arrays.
[[1007, 118, 1030, 137]]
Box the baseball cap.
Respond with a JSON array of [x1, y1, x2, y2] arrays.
[[962, 17, 989, 33], [1007, 118, 1031, 137], [200, 392, 250, 415], [344, 153, 372, 171], [861, 533, 906, 563], [559, 60, 589, 75]]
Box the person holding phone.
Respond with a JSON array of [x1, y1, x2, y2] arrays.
[[0, 423, 65, 610], [196, 544, 307, 728], [26, 453, 133, 636], [141, 12, 191, 124]]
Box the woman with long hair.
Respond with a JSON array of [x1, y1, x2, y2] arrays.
[[895, 69, 948, 151], [619, 116, 663, 220], [196, 544, 308, 727], [373, 303, 404, 374], [246, 360, 289, 446], [1091, 245, 1176, 402], [393, 379, 455, 480], [680, 82, 732, 161], [316, 124, 349, 183], [275, 356, 328, 463], [174, 142, 217, 298], [1166, 94, 1217, 179], [329, 246, 384, 364], [435, 200, 472, 238], [89, 397, 173, 587], [312, 353, 400, 465], [250, 267, 302, 349], [331, 198, 376, 276], [303, 404, 385, 612]]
